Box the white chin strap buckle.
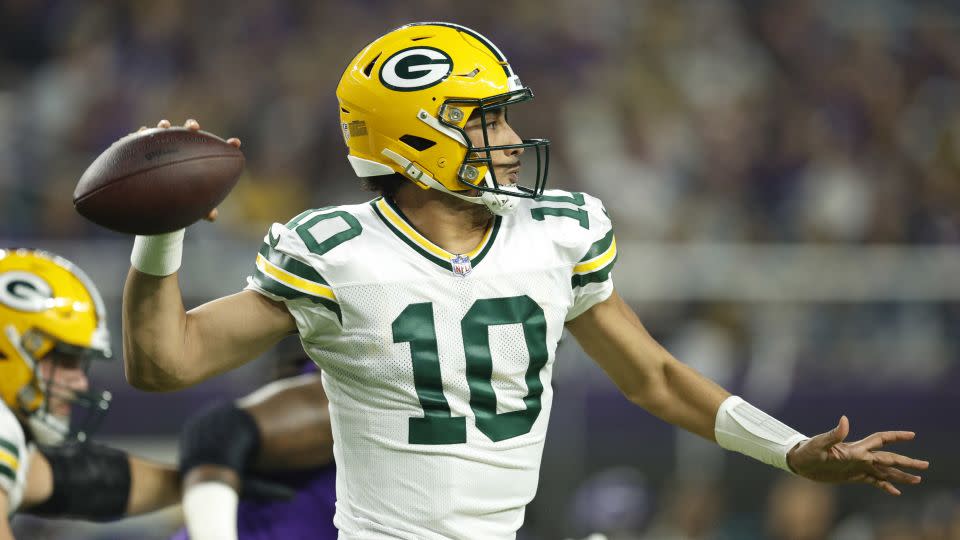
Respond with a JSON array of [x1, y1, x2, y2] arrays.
[[480, 189, 518, 216]]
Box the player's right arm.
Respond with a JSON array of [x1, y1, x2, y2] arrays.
[[121, 119, 297, 391], [122, 274, 295, 391]]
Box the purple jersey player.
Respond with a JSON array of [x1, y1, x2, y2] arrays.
[[172, 349, 337, 540]]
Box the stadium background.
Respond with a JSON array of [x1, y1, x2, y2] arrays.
[[2, 0, 958, 538]]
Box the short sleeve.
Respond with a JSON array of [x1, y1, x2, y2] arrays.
[[566, 194, 618, 321], [245, 222, 342, 339], [0, 405, 25, 500]]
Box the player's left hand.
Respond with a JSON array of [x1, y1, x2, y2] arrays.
[[786, 415, 929, 495]]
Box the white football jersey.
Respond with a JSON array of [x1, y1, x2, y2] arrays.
[[247, 189, 617, 539], [0, 402, 30, 515]]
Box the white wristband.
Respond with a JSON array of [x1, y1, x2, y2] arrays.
[[130, 229, 185, 276], [183, 481, 239, 540], [714, 395, 809, 474]]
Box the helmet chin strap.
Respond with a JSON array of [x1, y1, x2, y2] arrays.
[[5, 325, 35, 371], [380, 148, 518, 215], [3, 325, 69, 444]]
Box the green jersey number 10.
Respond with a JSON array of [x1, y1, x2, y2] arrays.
[[392, 295, 549, 445]]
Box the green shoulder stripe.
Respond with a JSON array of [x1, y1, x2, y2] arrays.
[[0, 439, 18, 459], [579, 229, 615, 262], [0, 462, 13, 482], [258, 244, 329, 286], [250, 272, 342, 324], [571, 252, 618, 289]]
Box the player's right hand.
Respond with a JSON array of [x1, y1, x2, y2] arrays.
[[137, 118, 241, 222]]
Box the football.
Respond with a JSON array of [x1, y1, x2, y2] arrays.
[[73, 127, 244, 235]]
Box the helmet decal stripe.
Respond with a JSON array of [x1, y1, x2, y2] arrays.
[[408, 22, 513, 78]]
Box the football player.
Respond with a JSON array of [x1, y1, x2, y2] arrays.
[[0, 248, 181, 539], [121, 23, 929, 539], [174, 345, 336, 540], [0, 249, 337, 540]]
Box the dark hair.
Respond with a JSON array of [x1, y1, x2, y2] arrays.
[[360, 173, 406, 199]]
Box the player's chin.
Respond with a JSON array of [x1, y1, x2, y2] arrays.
[[48, 405, 71, 418], [498, 170, 520, 186]]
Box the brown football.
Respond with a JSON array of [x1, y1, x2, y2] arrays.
[[74, 127, 245, 235]]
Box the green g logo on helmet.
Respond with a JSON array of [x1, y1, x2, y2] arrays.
[[379, 47, 453, 91]]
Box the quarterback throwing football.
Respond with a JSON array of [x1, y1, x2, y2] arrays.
[[122, 23, 928, 540]]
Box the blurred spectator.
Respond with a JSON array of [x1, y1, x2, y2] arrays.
[[645, 479, 724, 540], [766, 476, 836, 540], [2, 0, 959, 244], [568, 467, 652, 540]]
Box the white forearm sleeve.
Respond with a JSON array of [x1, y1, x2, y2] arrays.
[[714, 395, 809, 473], [130, 229, 185, 276], [182, 482, 238, 540]]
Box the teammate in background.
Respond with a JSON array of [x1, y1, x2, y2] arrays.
[[0, 249, 335, 540], [174, 338, 336, 540], [0, 249, 181, 539], [121, 23, 928, 539]]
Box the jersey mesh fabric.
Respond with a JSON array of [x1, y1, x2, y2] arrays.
[[246, 190, 616, 539]]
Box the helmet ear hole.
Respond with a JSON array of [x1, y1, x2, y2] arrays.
[[399, 135, 436, 151]]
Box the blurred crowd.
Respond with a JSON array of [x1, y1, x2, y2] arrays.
[[1, 0, 959, 243], [556, 470, 960, 540]]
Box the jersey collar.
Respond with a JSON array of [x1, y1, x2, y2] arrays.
[[370, 197, 501, 273]]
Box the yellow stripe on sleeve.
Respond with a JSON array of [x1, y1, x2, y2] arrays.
[[573, 236, 618, 274], [256, 254, 337, 301], [0, 448, 18, 472]]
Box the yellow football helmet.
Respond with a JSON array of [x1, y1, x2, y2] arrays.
[[336, 22, 550, 214], [0, 249, 111, 444]]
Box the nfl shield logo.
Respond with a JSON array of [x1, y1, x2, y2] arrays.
[[450, 254, 472, 277]]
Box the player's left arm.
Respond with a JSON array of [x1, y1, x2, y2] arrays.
[[566, 290, 729, 440], [21, 444, 180, 520], [566, 290, 929, 495]]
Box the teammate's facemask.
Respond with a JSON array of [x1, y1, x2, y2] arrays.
[[337, 22, 551, 215], [0, 249, 113, 445]]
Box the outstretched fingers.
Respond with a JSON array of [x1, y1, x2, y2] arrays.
[[856, 473, 902, 496], [874, 478, 901, 496], [858, 431, 916, 450], [871, 465, 923, 485], [871, 450, 929, 471]]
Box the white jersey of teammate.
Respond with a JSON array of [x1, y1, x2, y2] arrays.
[[247, 189, 617, 539], [0, 402, 30, 516]]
